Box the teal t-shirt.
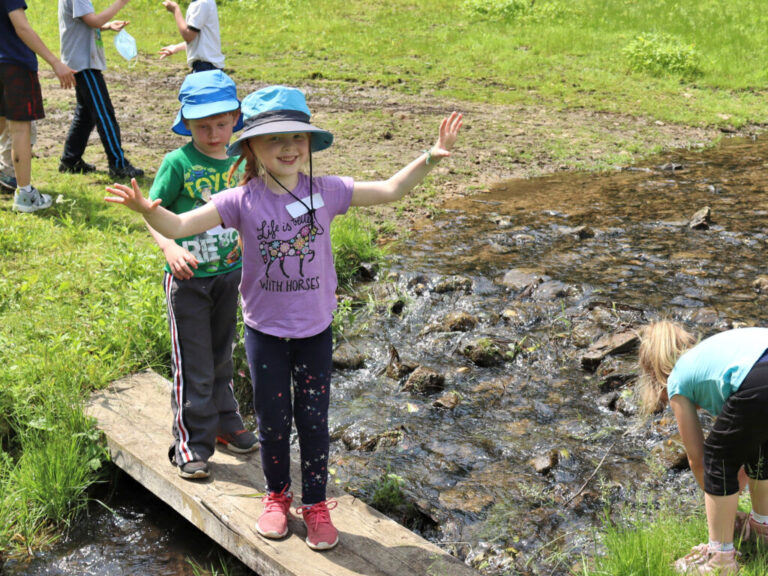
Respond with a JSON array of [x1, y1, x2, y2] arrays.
[[149, 142, 242, 277], [667, 327, 768, 415]]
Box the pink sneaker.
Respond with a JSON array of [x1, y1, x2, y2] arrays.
[[673, 543, 740, 575], [747, 514, 768, 546], [295, 499, 339, 550], [674, 543, 710, 573], [256, 487, 293, 539]]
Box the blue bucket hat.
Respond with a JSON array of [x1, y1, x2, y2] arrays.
[[226, 85, 333, 157], [172, 70, 244, 136]]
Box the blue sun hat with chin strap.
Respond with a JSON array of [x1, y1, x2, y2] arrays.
[[226, 85, 334, 157], [172, 70, 244, 136]]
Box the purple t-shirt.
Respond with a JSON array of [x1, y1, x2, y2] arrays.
[[212, 173, 354, 338]]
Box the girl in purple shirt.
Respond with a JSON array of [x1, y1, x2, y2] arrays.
[[106, 85, 462, 551]]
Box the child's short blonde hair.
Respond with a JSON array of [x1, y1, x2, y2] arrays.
[[637, 320, 696, 415]]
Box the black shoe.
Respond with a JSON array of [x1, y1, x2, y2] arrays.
[[109, 162, 144, 180], [59, 158, 96, 174]]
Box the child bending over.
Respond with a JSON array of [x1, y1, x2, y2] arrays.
[[638, 320, 768, 575]]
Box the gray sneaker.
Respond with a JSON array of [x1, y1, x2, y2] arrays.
[[13, 187, 52, 213], [178, 460, 210, 479], [216, 429, 258, 454]]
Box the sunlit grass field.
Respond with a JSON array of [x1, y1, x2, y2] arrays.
[[28, 0, 768, 126]]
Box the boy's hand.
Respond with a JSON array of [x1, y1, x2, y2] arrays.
[[53, 61, 76, 89], [162, 0, 180, 13], [430, 111, 463, 161], [104, 20, 129, 31], [105, 179, 161, 214], [163, 243, 199, 280], [158, 43, 182, 59]]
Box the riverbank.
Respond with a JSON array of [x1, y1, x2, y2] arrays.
[[31, 62, 751, 220]]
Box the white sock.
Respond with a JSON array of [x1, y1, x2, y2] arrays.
[[708, 540, 734, 552], [750, 510, 768, 524], [19, 185, 32, 194]]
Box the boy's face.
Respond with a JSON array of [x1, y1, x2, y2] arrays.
[[184, 111, 239, 158]]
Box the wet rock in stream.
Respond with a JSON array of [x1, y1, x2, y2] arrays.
[[332, 342, 368, 369], [385, 345, 418, 379], [432, 391, 461, 410], [499, 269, 544, 293], [461, 338, 505, 366], [580, 328, 639, 371], [651, 433, 689, 470], [688, 206, 712, 229], [341, 425, 407, 452], [441, 311, 479, 332], [402, 366, 446, 394], [753, 274, 768, 293], [433, 275, 473, 294], [530, 449, 559, 475]]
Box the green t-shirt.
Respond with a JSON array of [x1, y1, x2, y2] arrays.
[[149, 142, 242, 277]]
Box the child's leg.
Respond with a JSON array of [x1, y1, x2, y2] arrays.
[[4, 120, 35, 172], [746, 444, 768, 544], [64, 69, 127, 169], [244, 325, 293, 493], [209, 269, 247, 433], [8, 119, 31, 186], [0, 64, 44, 187], [61, 72, 97, 166], [291, 325, 333, 505], [165, 273, 219, 465], [705, 492, 739, 545]]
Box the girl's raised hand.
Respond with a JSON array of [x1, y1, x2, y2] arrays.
[[105, 178, 161, 214], [430, 111, 463, 161]]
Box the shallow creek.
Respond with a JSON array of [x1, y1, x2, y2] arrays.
[[6, 135, 768, 575]]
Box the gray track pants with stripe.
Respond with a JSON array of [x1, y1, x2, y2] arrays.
[[165, 268, 246, 465]]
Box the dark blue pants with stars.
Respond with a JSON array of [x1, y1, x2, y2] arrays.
[[244, 324, 332, 505]]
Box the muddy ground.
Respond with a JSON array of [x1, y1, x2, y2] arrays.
[[34, 60, 754, 222]]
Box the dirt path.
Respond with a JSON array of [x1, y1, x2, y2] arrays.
[[36, 62, 749, 219]]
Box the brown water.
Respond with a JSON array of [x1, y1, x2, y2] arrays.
[[7, 135, 768, 575]]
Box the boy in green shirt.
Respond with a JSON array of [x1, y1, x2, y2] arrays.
[[148, 69, 255, 479]]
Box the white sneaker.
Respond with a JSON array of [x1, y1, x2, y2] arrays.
[[13, 186, 52, 213]]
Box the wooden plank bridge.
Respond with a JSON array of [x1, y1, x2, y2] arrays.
[[87, 370, 479, 576]]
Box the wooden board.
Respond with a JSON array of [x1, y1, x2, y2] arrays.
[[87, 371, 479, 576]]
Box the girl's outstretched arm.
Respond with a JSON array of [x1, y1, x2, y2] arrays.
[[351, 111, 462, 207], [105, 178, 223, 239]]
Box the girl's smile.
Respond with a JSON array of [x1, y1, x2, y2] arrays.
[[250, 132, 310, 191]]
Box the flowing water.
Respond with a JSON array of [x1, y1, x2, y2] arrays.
[[6, 135, 768, 575]]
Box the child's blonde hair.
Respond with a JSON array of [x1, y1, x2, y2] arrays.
[[637, 320, 696, 415], [227, 138, 261, 187]]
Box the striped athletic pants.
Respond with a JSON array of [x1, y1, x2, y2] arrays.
[[61, 69, 127, 169]]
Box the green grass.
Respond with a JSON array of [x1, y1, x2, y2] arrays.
[[581, 497, 768, 576], [331, 209, 385, 289], [21, 0, 768, 127]]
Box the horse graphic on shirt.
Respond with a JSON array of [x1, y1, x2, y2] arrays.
[[260, 218, 324, 278]]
